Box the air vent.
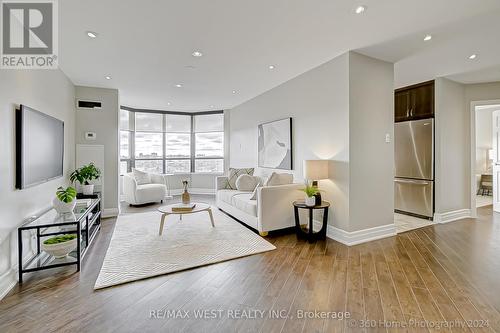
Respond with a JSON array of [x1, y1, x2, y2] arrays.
[[77, 100, 102, 110]]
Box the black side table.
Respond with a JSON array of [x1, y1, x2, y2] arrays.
[[293, 201, 330, 243]]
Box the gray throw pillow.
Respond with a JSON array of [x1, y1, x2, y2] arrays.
[[225, 168, 254, 189]]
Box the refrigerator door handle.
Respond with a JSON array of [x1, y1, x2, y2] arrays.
[[394, 178, 431, 185]]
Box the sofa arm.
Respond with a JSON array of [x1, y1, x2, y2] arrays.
[[123, 174, 138, 204], [216, 176, 228, 191], [257, 183, 304, 232], [150, 173, 166, 185]]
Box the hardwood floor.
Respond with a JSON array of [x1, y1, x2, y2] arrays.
[[1, 198, 500, 332]]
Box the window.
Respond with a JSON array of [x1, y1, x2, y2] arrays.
[[119, 110, 132, 175], [119, 108, 224, 174], [194, 113, 224, 173]]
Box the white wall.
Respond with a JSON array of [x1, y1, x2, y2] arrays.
[[433, 80, 500, 217], [229, 51, 394, 234], [348, 52, 394, 231], [230, 52, 351, 230], [0, 70, 75, 298], [75, 86, 119, 216], [434, 78, 468, 214]]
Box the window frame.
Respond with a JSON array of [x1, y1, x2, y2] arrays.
[[119, 107, 224, 175]]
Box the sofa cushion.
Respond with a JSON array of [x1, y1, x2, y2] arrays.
[[265, 172, 293, 186], [231, 193, 257, 217], [235, 174, 260, 192], [133, 168, 151, 185], [225, 168, 254, 189], [217, 189, 249, 205]]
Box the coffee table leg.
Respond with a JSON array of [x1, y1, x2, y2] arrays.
[[208, 208, 215, 227], [159, 213, 167, 235], [180, 214, 183, 221]]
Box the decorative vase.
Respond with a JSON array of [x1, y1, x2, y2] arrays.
[[305, 195, 316, 207], [53, 197, 77, 214], [82, 184, 94, 195], [182, 183, 190, 204]]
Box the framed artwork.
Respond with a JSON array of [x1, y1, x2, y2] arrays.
[[258, 117, 293, 170]]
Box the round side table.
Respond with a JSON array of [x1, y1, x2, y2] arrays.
[[293, 201, 330, 243]]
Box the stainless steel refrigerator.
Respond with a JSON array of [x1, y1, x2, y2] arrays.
[[394, 118, 434, 219]]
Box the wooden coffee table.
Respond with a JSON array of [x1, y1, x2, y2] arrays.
[[157, 202, 215, 235]]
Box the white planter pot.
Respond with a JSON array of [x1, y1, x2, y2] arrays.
[[305, 195, 316, 207], [42, 237, 78, 259], [53, 197, 77, 214], [82, 184, 94, 195]]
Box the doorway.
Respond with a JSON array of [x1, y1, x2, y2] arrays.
[[471, 101, 500, 217]]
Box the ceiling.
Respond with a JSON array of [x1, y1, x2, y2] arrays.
[[59, 0, 500, 111]]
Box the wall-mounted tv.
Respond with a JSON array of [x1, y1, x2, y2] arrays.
[[16, 105, 64, 189]]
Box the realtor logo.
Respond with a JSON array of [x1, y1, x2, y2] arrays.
[[1, 0, 58, 69]]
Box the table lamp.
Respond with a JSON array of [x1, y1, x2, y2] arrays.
[[303, 160, 329, 205]]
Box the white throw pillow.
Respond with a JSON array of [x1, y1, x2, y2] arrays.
[[265, 172, 293, 186], [133, 168, 151, 185], [235, 174, 260, 192]]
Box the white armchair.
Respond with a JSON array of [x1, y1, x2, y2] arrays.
[[123, 172, 167, 205]]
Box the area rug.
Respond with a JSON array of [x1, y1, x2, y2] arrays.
[[94, 209, 275, 289]]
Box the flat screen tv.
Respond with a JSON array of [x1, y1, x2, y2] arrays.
[[16, 105, 64, 189]]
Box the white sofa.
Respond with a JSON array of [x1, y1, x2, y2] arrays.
[[123, 172, 167, 205], [216, 176, 303, 235]]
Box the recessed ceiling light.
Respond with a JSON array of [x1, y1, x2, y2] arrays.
[[424, 35, 432, 41], [209, 105, 214, 108], [192, 51, 203, 57], [86, 31, 98, 38], [232, 90, 237, 94], [268, 65, 276, 70], [175, 84, 183, 88], [469, 54, 477, 60], [105, 76, 111, 80], [167, 102, 171, 106], [355, 5, 366, 14]]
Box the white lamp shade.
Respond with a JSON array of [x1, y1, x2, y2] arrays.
[[303, 160, 329, 180]]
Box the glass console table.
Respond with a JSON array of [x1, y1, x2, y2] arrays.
[[17, 198, 101, 283]]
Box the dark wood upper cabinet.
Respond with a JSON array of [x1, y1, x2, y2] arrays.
[[395, 80, 434, 122]]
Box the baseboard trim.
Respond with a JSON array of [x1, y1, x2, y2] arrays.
[[169, 188, 215, 195], [0, 269, 17, 301], [433, 209, 471, 224], [102, 208, 119, 218], [313, 221, 396, 246]]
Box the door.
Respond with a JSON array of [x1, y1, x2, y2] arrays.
[[395, 119, 434, 180], [394, 178, 434, 218], [493, 111, 500, 212]]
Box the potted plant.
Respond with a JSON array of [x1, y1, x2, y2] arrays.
[[41, 234, 77, 258], [70, 163, 101, 195], [53, 186, 77, 214], [300, 185, 320, 207]]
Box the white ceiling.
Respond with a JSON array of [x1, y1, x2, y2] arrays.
[[59, 0, 500, 111]]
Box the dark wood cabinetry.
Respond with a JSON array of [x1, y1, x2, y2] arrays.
[[395, 80, 434, 122]]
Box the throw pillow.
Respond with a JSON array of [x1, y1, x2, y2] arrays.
[[235, 174, 260, 192], [226, 168, 254, 189], [132, 168, 151, 185], [265, 172, 293, 186]]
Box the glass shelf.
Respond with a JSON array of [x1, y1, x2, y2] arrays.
[[23, 251, 78, 271], [20, 199, 100, 230]]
